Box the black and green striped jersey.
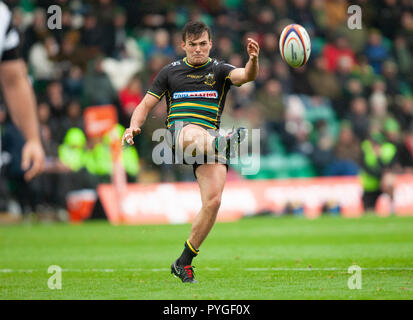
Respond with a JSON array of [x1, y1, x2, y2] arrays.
[[147, 57, 236, 130]]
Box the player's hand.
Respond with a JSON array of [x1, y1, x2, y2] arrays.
[[122, 127, 141, 146], [21, 139, 45, 181], [247, 38, 259, 61]]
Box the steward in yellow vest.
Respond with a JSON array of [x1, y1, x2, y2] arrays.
[[359, 134, 398, 210], [84, 124, 140, 182]]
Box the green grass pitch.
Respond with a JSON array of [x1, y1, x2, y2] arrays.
[[1, 215, 413, 300]]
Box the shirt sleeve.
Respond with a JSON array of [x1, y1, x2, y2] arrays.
[[147, 65, 169, 100], [216, 61, 236, 86], [0, 5, 21, 62]]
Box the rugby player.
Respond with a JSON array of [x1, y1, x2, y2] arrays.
[[122, 21, 259, 283]]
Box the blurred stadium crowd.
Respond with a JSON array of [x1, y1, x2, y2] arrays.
[[1, 0, 413, 218]]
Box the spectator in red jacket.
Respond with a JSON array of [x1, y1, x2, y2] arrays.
[[118, 75, 144, 125], [323, 33, 356, 73]]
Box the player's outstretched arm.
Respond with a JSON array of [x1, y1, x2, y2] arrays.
[[122, 93, 159, 146], [229, 38, 260, 86], [0, 59, 45, 181]]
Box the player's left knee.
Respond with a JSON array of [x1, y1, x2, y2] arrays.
[[182, 128, 207, 150]]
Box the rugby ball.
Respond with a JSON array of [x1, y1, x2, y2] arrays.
[[279, 24, 311, 68]]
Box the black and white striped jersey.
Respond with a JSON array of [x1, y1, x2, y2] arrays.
[[0, 1, 20, 62]]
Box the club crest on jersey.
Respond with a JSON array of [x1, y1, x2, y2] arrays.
[[204, 73, 216, 86], [173, 91, 218, 99]]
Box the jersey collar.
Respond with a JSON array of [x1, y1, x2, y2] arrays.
[[183, 57, 212, 68]]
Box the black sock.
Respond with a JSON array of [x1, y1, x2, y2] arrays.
[[177, 240, 199, 266]]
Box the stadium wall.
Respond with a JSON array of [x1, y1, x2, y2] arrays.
[[68, 174, 413, 225]]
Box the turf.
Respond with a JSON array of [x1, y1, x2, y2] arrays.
[[0, 214, 412, 300]]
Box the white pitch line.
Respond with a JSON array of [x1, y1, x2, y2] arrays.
[[245, 267, 413, 271], [246, 267, 341, 271], [0, 269, 12, 273], [1, 267, 413, 273]]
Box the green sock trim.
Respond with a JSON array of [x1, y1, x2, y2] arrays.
[[214, 136, 224, 152]]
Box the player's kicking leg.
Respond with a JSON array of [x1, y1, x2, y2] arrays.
[[174, 123, 247, 162]]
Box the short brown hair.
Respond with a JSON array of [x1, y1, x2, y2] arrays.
[[182, 21, 211, 42]]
